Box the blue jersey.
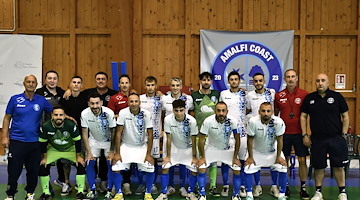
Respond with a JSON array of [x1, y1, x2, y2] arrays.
[[5, 93, 53, 142]]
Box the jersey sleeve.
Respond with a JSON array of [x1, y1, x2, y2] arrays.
[[300, 95, 310, 114], [107, 95, 116, 113], [199, 117, 210, 135], [38, 126, 48, 142], [5, 95, 16, 114], [230, 118, 241, 134], [107, 109, 117, 128], [80, 110, 88, 128], [70, 122, 81, 141], [164, 115, 171, 134], [337, 93, 349, 113], [187, 95, 194, 111], [116, 109, 126, 126], [247, 117, 256, 137], [144, 110, 153, 129], [246, 93, 251, 110], [275, 117, 285, 136], [190, 117, 199, 136], [42, 97, 53, 114]]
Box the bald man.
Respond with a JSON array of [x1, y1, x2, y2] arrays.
[[2, 75, 53, 200], [300, 73, 349, 200]]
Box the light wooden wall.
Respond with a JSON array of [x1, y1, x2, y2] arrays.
[[0, 0, 359, 133]]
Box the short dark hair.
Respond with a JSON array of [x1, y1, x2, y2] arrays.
[[253, 72, 264, 79], [45, 70, 59, 78], [260, 102, 272, 107], [128, 92, 140, 98], [145, 76, 157, 84], [199, 72, 213, 80], [119, 74, 130, 82], [172, 99, 186, 109], [52, 105, 65, 113], [71, 75, 83, 81], [88, 92, 101, 101], [95, 71, 108, 79], [216, 101, 227, 109], [227, 71, 240, 81]]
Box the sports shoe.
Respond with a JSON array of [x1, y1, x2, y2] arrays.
[[186, 192, 197, 200], [76, 192, 86, 200], [144, 193, 154, 200], [208, 187, 220, 197], [53, 179, 64, 187], [285, 186, 290, 198], [151, 184, 159, 194], [300, 189, 310, 200], [104, 191, 114, 200], [39, 193, 52, 200], [4, 196, 14, 200], [61, 183, 72, 196], [135, 185, 146, 195], [270, 185, 280, 198], [221, 185, 229, 197], [253, 185, 262, 197], [179, 187, 188, 197], [198, 195, 206, 200], [112, 193, 124, 200], [86, 190, 98, 200], [25, 193, 35, 200], [122, 183, 132, 195], [310, 191, 323, 200], [166, 186, 175, 195], [338, 193, 348, 200], [155, 193, 168, 200], [245, 196, 254, 200], [239, 186, 246, 197], [278, 196, 287, 200], [231, 194, 241, 200]]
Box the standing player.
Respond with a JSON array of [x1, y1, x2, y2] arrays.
[[112, 93, 155, 200], [81, 93, 120, 200], [274, 69, 310, 199], [161, 77, 193, 197], [190, 72, 220, 196], [245, 102, 287, 200], [245, 72, 276, 197], [139, 76, 163, 195], [155, 99, 199, 200], [38, 106, 87, 200], [219, 71, 247, 197], [197, 102, 242, 200]]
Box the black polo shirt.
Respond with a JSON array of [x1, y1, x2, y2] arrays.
[[59, 92, 88, 125], [301, 89, 348, 139], [82, 87, 118, 107]]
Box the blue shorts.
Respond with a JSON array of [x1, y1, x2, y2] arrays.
[[282, 134, 309, 157]]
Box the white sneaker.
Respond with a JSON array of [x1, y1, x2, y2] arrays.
[[245, 196, 254, 200], [166, 186, 175, 195], [253, 185, 262, 197], [270, 185, 280, 198], [179, 187, 188, 197], [221, 185, 229, 197], [338, 193, 347, 200], [186, 192, 197, 200], [122, 183, 132, 195], [232, 194, 241, 200], [311, 191, 323, 200], [25, 193, 35, 200], [155, 193, 168, 200], [239, 186, 246, 197], [198, 195, 206, 200], [4, 196, 14, 200], [61, 183, 71, 196], [278, 196, 287, 200]]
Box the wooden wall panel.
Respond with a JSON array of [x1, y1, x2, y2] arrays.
[[0, 0, 15, 30]]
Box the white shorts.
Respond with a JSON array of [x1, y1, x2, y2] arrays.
[[199, 146, 241, 171], [162, 143, 197, 172], [244, 150, 287, 174], [88, 138, 111, 158], [238, 136, 248, 160], [112, 143, 155, 173]]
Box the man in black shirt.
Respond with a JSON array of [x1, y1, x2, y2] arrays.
[[300, 73, 349, 200]]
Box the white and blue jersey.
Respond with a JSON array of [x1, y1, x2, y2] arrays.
[[246, 88, 275, 116], [161, 93, 194, 116], [5, 93, 53, 142], [81, 106, 116, 142], [140, 94, 162, 139]]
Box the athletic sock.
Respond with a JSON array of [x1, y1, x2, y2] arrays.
[[86, 160, 97, 190], [245, 173, 253, 192], [278, 172, 287, 193], [106, 160, 113, 190], [145, 171, 155, 193], [168, 167, 175, 187], [232, 174, 241, 195], [254, 171, 261, 185], [315, 186, 322, 193], [270, 170, 278, 185], [197, 172, 206, 195], [339, 186, 346, 193], [39, 175, 51, 195], [161, 173, 169, 194], [221, 164, 230, 185], [75, 174, 86, 193], [188, 173, 197, 193], [113, 172, 123, 194], [179, 164, 187, 187], [209, 164, 217, 188]]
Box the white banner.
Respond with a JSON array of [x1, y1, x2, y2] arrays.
[[0, 34, 43, 127], [200, 30, 293, 92]]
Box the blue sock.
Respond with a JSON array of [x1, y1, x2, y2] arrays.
[[153, 162, 159, 184], [232, 174, 241, 196], [113, 172, 123, 194], [270, 170, 279, 185], [169, 167, 175, 187], [240, 160, 246, 186], [221, 164, 230, 185], [179, 165, 187, 187], [161, 173, 169, 194], [145, 171, 155, 193], [254, 171, 261, 185], [245, 173, 253, 192], [106, 160, 113, 190], [188, 173, 197, 193], [86, 160, 96, 190], [278, 172, 287, 193], [197, 172, 206, 196], [137, 169, 144, 185]]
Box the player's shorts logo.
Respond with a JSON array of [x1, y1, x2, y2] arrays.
[[211, 41, 283, 92]]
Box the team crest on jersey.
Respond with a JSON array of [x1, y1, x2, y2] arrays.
[[211, 96, 217, 102], [279, 91, 286, 98], [310, 100, 315, 104], [33, 104, 40, 111], [63, 131, 69, 137], [105, 95, 111, 102], [327, 97, 334, 104], [294, 98, 302, 104], [116, 95, 123, 100], [16, 97, 25, 103]]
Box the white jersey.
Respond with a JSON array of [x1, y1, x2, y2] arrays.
[[220, 89, 247, 136], [200, 115, 240, 150], [161, 93, 194, 116], [140, 94, 162, 139], [117, 107, 153, 146], [164, 113, 198, 149], [246, 88, 275, 116], [81, 106, 116, 142], [247, 115, 285, 154]]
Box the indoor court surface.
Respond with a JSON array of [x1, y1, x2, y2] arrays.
[[0, 166, 358, 200]]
